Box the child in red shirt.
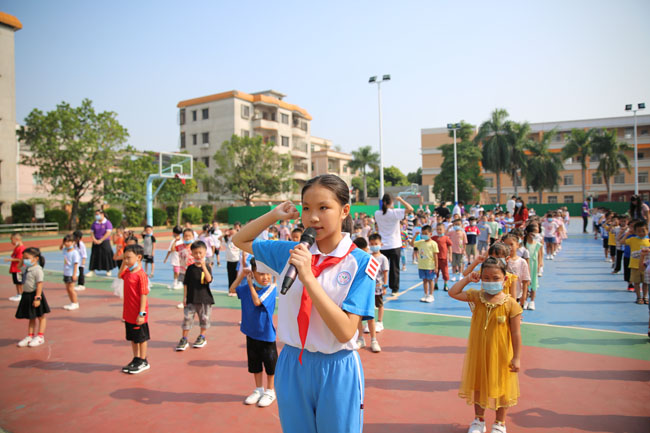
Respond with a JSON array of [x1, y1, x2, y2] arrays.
[[433, 224, 453, 291], [5, 233, 25, 302], [119, 244, 150, 374]]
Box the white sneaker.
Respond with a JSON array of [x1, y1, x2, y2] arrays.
[[106, 271, 112, 277], [375, 322, 384, 332], [450, 275, 457, 282], [370, 339, 381, 353], [9, 294, 21, 302], [172, 282, 184, 290], [244, 388, 264, 405], [63, 303, 79, 310], [176, 303, 184, 309], [356, 337, 366, 349], [17, 336, 32, 347], [28, 335, 45, 347], [549, 255, 554, 260], [74, 285, 86, 291], [257, 389, 276, 407], [420, 296, 428, 302], [468, 418, 486, 433], [86, 271, 95, 277], [523, 300, 530, 310], [490, 423, 506, 433], [401, 265, 406, 271], [227, 292, 237, 297], [426, 295, 435, 303], [528, 301, 536, 310], [363, 324, 370, 333]]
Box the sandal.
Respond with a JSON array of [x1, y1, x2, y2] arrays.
[[644, 299, 649, 304], [636, 298, 644, 304]]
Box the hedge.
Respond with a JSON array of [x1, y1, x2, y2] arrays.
[[45, 209, 69, 230], [216, 207, 229, 223], [181, 207, 202, 224], [166, 206, 177, 225], [11, 202, 32, 224], [104, 208, 123, 228], [153, 208, 167, 226], [77, 202, 96, 229], [201, 204, 213, 224]]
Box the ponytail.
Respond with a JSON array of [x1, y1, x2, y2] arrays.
[[342, 215, 353, 234], [381, 193, 392, 215], [24, 247, 45, 268]]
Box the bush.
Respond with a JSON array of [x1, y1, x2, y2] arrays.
[[182, 207, 202, 224], [77, 202, 96, 229], [166, 206, 177, 225], [201, 204, 213, 224], [104, 208, 123, 228], [153, 208, 167, 226], [45, 209, 69, 230], [11, 202, 32, 224], [216, 207, 229, 223], [124, 202, 143, 227]]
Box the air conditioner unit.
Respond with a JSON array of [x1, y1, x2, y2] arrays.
[[202, 143, 210, 149]]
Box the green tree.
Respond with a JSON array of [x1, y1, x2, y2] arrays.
[[18, 99, 128, 229], [476, 108, 510, 204], [524, 130, 563, 203], [407, 167, 422, 185], [593, 128, 631, 201], [157, 161, 206, 225], [504, 121, 531, 196], [434, 121, 484, 203], [562, 128, 596, 201], [383, 165, 409, 187], [351, 175, 378, 201], [348, 146, 379, 201], [212, 135, 293, 206]]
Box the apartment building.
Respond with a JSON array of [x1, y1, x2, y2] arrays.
[[310, 136, 354, 187], [422, 114, 650, 204], [177, 89, 313, 201], [0, 12, 22, 217]]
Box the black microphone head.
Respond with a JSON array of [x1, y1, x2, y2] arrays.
[[300, 227, 317, 247]]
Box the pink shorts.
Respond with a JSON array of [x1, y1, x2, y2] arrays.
[[173, 266, 182, 274]]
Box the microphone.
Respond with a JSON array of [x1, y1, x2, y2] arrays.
[[281, 227, 317, 295]]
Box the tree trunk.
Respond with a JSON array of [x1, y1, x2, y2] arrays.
[[496, 171, 502, 205], [513, 170, 518, 196], [606, 177, 612, 201], [363, 167, 368, 203], [69, 196, 81, 230], [176, 200, 183, 226], [539, 190, 543, 204], [581, 165, 587, 201]]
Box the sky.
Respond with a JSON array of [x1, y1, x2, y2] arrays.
[[4, 0, 650, 174]]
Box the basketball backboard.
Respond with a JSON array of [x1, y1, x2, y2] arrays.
[[159, 152, 193, 179]]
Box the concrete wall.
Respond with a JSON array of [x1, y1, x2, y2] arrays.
[[0, 23, 18, 218]]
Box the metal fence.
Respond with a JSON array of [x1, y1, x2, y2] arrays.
[[0, 222, 59, 234]]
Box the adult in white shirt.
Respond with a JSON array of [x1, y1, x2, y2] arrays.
[[374, 193, 414, 295], [506, 195, 517, 215], [452, 202, 462, 218]]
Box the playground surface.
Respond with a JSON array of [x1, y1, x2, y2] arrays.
[[0, 223, 649, 432]]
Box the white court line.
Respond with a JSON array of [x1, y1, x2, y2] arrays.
[[384, 281, 423, 302], [382, 307, 647, 336]]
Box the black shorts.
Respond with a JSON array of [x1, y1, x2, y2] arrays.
[[125, 321, 150, 343], [143, 255, 154, 264], [63, 276, 74, 284], [375, 294, 384, 308], [602, 238, 609, 249], [11, 272, 22, 285], [246, 336, 277, 375]]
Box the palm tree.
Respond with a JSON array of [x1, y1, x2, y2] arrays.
[[504, 121, 531, 196], [525, 129, 563, 203], [593, 128, 631, 201], [562, 128, 595, 200], [348, 146, 379, 202], [476, 108, 510, 204]]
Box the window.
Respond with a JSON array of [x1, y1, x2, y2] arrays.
[[241, 129, 250, 138], [563, 195, 574, 203], [614, 173, 625, 184], [548, 196, 558, 204], [192, 110, 197, 121], [639, 171, 648, 184], [484, 177, 493, 188], [192, 134, 197, 145], [591, 172, 602, 184], [528, 196, 538, 204], [179, 109, 186, 125], [624, 127, 633, 139], [32, 174, 42, 185], [641, 128, 649, 136], [590, 154, 600, 162], [564, 157, 573, 164], [202, 157, 210, 168], [281, 113, 289, 124], [638, 152, 645, 159], [490, 196, 497, 204], [555, 133, 563, 142], [241, 105, 250, 119], [619, 195, 627, 202], [202, 108, 209, 120], [180, 132, 186, 149], [563, 174, 574, 185], [263, 136, 276, 144], [202, 132, 209, 144], [311, 162, 315, 172], [281, 136, 289, 147]]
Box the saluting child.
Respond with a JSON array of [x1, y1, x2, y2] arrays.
[[233, 174, 375, 433]]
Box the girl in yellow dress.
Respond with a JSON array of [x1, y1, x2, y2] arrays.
[[449, 257, 523, 433]]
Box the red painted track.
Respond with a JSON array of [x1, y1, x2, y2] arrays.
[[1, 276, 649, 432]]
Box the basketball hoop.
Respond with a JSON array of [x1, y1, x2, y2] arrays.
[[174, 173, 186, 185]]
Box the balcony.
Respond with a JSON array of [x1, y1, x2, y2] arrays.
[[291, 141, 308, 156], [252, 118, 278, 130]]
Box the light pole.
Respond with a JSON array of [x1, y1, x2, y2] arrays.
[[369, 75, 390, 202], [447, 123, 461, 205], [626, 103, 646, 195]]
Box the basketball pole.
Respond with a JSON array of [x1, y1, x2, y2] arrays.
[[146, 174, 166, 226]]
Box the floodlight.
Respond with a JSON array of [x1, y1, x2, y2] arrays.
[[639, 103, 646, 110], [382, 75, 391, 81], [369, 76, 377, 83], [625, 104, 633, 111]]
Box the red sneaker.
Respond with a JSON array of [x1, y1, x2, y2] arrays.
[[627, 285, 635, 292]]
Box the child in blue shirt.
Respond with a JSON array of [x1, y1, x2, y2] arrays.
[[230, 258, 278, 408], [62, 234, 80, 311]]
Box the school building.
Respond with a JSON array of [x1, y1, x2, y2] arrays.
[[421, 114, 650, 205], [176, 90, 355, 203]]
